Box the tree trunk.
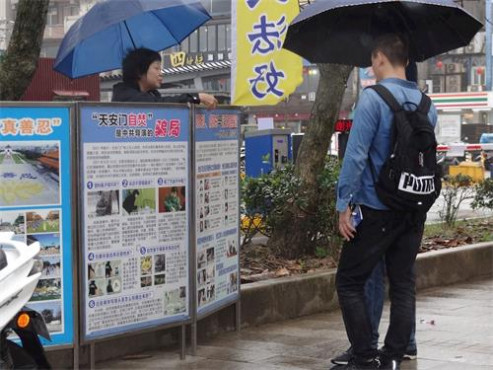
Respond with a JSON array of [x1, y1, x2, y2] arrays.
[[268, 64, 353, 259], [0, 0, 49, 101]]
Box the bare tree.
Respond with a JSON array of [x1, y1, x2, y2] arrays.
[[0, 0, 49, 100]]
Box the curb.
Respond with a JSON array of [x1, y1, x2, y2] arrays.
[[235, 241, 493, 330]]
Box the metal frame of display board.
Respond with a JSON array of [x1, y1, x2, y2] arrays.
[[189, 105, 242, 355], [0, 102, 78, 363], [75, 102, 194, 368]]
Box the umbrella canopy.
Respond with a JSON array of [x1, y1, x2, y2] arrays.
[[283, 0, 483, 67], [54, 0, 211, 78]]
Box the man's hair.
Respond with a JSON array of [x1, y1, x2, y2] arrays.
[[122, 48, 161, 84], [372, 34, 408, 67]]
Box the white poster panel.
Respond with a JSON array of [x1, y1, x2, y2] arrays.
[[194, 108, 241, 316], [79, 104, 190, 340]]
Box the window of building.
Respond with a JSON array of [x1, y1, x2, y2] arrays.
[[47, 6, 58, 25], [181, 37, 189, 53], [189, 30, 198, 53], [199, 27, 208, 52], [225, 24, 231, 51], [207, 25, 216, 52], [218, 24, 226, 51]]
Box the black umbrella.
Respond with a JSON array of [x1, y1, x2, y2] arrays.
[[283, 0, 483, 67]]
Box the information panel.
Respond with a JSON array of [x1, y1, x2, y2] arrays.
[[78, 104, 191, 340], [0, 105, 74, 346], [194, 108, 241, 316]]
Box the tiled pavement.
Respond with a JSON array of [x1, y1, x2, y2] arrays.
[[99, 278, 493, 369]]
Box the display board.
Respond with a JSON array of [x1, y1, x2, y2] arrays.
[[78, 104, 191, 341], [194, 107, 241, 317], [0, 104, 74, 346]]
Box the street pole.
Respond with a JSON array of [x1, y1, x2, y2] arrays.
[[486, 0, 492, 91]]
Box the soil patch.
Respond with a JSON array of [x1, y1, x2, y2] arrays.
[[240, 217, 493, 284]]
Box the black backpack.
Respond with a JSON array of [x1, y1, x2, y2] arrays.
[[367, 84, 441, 213]]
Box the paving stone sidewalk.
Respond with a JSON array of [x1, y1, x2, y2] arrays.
[[99, 278, 493, 369]]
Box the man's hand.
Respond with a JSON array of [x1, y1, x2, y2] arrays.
[[338, 207, 356, 242], [198, 93, 218, 110]]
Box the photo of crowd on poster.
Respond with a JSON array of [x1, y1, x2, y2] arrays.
[[122, 188, 156, 215], [0, 141, 60, 207], [32, 278, 61, 301], [40, 255, 61, 278], [27, 233, 60, 255], [87, 190, 120, 217], [0, 211, 25, 242], [26, 210, 59, 233]]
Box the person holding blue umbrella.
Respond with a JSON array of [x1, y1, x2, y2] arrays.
[[111, 47, 217, 108]]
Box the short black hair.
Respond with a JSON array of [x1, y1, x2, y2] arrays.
[[372, 34, 408, 68], [122, 48, 161, 84]]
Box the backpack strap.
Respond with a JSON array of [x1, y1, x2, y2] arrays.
[[366, 84, 402, 113], [417, 93, 432, 115]]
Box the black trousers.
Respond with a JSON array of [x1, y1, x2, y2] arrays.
[[335, 206, 425, 362]]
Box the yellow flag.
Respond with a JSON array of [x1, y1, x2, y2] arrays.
[[231, 0, 303, 106]]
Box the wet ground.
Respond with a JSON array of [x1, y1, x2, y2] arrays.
[[99, 277, 493, 369]]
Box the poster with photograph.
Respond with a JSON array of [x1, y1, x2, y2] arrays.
[[194, 108, 241, 315], [79, 104, 191, 340], [0, 105, 74, 346]]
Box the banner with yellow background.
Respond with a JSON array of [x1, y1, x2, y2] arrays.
[[231, 0, 302, 106]]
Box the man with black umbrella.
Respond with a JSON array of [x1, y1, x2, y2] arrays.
[[335, 34, 437, 370]]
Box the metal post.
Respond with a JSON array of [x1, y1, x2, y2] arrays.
[[235, 301, 241, 332], [486, 0, 492, 90], [90, 343, 96, 370], [180, 325, 186, 360]]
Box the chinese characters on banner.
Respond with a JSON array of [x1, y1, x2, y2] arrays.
[[194, 108, 241, 315], [231, 0, 303, 105], [0, 106, 74, 346], [79, 105, 190, 340]]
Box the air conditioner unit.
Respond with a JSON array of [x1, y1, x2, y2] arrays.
[[465, 44, 475, 54], [446, 63, 463, 73]]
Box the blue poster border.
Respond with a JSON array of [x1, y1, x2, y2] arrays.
[[0, 103, 75, 347]]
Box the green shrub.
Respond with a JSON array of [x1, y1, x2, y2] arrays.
[[439, 174, 474, 227], [241, 156, 341, 256], [472, 178, 493, 210]]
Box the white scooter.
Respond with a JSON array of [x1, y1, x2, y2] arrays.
[[0, 232, 51, 369]]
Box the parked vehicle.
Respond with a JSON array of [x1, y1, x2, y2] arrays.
[[0, 232, 51, 369]]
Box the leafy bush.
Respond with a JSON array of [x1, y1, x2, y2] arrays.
[[439, 174, 474, 227], [241, 157, 341, 257], [472, 178, 493, 210]]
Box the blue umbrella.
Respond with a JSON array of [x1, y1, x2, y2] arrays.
[[54, 0, 211, 78], [283, 0, 483, 67]]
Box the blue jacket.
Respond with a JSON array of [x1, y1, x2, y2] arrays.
[[336, 78, 437, 212]]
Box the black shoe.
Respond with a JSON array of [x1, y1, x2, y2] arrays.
[[331, 348, 353, 365], [402, 348, 417, 360], [341, 357, 400, 370]]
